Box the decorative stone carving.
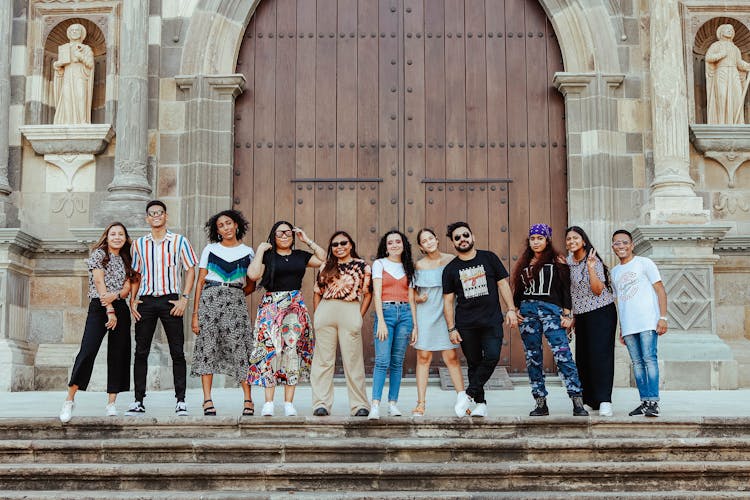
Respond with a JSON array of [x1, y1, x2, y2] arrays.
[[52, 24, 94, 125], [706, 24, 750, 125], [690, 124, 750, 188]]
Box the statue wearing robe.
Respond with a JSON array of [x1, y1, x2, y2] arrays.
[[53, 23, 94, 125], [706, 24, 750, 125]]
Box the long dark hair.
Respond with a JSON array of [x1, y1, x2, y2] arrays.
[[375, 230, 415, 286], [511, 234, 569, 292], [565, 225, 611, 289], [260, 220, 295, 290], [93, 222, 136, 281], [205, 209, 249, 243], [319, 231, 361, 284]]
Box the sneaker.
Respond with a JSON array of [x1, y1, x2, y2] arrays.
[[105, 403, 118, 417], [175, 401, 188, 416], [644, 401, 659, 417], [388, 403, 402, 417], [454, 391, 473, 417], [470, 402, 487, 417], [628, 402, 646, 416], [599, 402, 613, 417], [125, 401, 145, 416], [59, 400, 74, 423], [261, 401, 274, 416], [354, 408, 369, 417], [313, 407, 329, 416], [368, 403, 380, 420], [284, 402, 297, 417]]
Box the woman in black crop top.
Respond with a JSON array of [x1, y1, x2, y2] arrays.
[[510, 223, 588, 418]]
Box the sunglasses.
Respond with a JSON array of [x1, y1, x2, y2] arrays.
[[275, 229, 293, 237], [147, 210, 165, 217], [330, 240, 350, 248], [453, 232, 471, 241]]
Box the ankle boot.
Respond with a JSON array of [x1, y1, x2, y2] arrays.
[[572, 396, 589, 416], [529, 396, 549, 416]]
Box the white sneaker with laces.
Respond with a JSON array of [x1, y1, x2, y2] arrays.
[[125, 401, 145, 416], [284, 402, 297, 416], [261, 401, 274, 416], [175, 401, 188, 416], [470, 402, 487, 417], [59, 400, 74, 423], [599, 402, 613, 417], [388, 402, 402, 416], [105, 403, 118, 417], [368, 403, 380, 420], [454, 391, 473, 417]]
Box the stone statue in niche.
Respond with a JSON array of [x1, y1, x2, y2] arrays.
[[706, 24, 750, 124], [52, 23, 94, 125]]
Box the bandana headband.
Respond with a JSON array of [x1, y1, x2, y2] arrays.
[[529, 223, 552, 239]]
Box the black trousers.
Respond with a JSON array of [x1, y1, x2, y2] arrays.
[[133, 294, 187, 402], [459, 323, 504, 404], [575, 302, 617, 409], [68, 299, 131, 393]]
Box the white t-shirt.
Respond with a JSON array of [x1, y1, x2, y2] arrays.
[[372, 258, 406, 280], [610, 255, 662, 336], [199, 242, 254, 284]]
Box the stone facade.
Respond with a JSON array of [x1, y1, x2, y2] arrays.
[[1, 0, 748, 391]]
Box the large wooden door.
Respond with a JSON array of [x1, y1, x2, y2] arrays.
[[234, 0, 566, 375]]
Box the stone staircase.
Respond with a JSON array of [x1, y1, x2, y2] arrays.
[[0, 416, 749, 499]]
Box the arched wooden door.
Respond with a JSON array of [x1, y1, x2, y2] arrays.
[[234, 0, 567, 375]]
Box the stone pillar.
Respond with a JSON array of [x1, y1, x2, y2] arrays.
[[647, 0, 709, 224], [0, 3, 18, 227], [97, 0, 152, 227], [0, 230, 39, 391]]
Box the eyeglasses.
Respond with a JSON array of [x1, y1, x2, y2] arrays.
[[453, 232, 471, 242], [330, 240, 350, 248], [275, 229, 293, 237], [147, 210, 165, 217], [612, 240, 631, 247]]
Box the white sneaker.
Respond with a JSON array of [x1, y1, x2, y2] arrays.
[[175, 401, 188, 416], [599, 402, 613, 417], [368, 404, 380, 420], [470, 402, 487, 417], [261, 401, 274, 416], [388, 402, 402, 416], [454, 391, 473, 417], [59, 400, 74, 423], [105, 403, 117, 417], [284, 402, 297, 416]]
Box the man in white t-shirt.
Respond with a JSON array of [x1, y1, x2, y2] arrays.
[[610, 229, 668, 417]]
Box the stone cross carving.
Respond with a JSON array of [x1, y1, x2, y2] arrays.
[[52, 23, 94, 125], [706, 24, 750, 125]]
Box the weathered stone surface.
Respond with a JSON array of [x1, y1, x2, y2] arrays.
[[29, 310, 63, 344], [30, 276, 84, 308]]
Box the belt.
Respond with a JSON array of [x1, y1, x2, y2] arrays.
[[382, 301, 408, 305], [204, 280, 243, 289]]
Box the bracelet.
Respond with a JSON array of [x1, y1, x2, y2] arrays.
[[659, 316, 668, 322], [106, 309, 115, 313], [448, 327, 457, 333]]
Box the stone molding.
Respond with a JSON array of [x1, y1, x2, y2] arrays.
[[0, 229, 41, 258], [690, 124, 750, 187], [19, 124, 114, 155], [716, 236, 750, 254], [174, 74, 246, 100], [553, 72, 625, 95]]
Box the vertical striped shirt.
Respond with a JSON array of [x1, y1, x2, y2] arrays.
[[132, 230, 197, 296]]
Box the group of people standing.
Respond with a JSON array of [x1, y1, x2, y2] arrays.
[[59, 200, 669, 422]]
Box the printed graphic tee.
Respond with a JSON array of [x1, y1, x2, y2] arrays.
[[610, 255, 662, 336], [442, 250, 509, 328], [198, 242, 255, 285]]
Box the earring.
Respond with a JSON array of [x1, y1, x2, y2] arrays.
[[218, 234, 222, 241]]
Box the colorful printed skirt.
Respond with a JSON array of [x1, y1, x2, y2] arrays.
[[248, 290, 314, 387]]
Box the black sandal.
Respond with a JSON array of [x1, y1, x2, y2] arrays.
[[203, 399, 217, 416], [242, 399, 254, 416]]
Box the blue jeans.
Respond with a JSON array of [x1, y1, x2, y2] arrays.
[[623, 330, 659, 402], [372, 302, 413, 402], [519, 300, 583, 398]]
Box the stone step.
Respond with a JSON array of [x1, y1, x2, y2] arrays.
[[1, 462, 749, 492], [2, 416, 749, 440], [2, 437, 749, 464]]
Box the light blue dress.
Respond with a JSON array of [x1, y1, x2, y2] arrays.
[[414, 267, 458, 351]]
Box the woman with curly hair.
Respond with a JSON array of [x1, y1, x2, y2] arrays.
[[246, 221, 325, 417], [191, 210, 256, 416], [368, 230, 417, 419], [511, 223, 588, 417], [60, 222, 137, 422], [310, 231, 372, 417]]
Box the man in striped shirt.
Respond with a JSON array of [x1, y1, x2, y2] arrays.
[[126, 200, 197, 416]]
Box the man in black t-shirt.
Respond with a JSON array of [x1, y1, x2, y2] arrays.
[[442, 222, 518, 417]]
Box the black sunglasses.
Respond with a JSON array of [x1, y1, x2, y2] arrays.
[[330, 240, 350, 248], [453, 232, 471, 242]]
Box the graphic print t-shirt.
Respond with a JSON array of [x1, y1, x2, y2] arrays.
[[610, 255, 662, 336], [198, 242, 254, 285], [442, 250, 509, 328]]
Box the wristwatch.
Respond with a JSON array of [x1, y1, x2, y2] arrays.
[[659, 316, 668, 322], [181, 293, 189, 299]]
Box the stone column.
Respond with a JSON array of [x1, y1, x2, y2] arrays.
[[0, 2, 17, 227], [647, 0, 708, 224], [97, 0, 152, 226]]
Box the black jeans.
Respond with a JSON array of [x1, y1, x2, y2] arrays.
[[133, 294, 186, 402], [459, 323, 504, 404], [69, 299, 131, 393]]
